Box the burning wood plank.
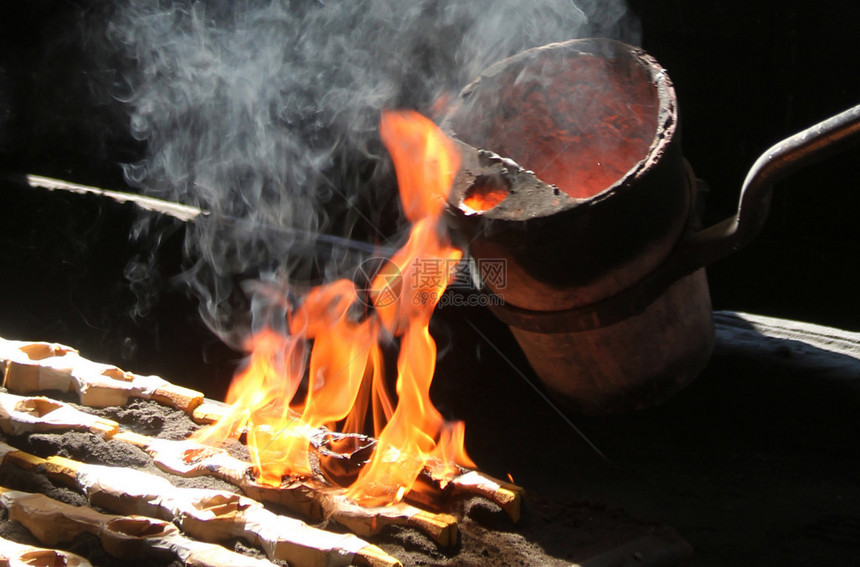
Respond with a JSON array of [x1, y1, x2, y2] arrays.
[[194, 423, 521, 523], [0, 388, 456, 549], [114, 435, 453, 549], [0, 443, 401, 567], [0, 386, 520, 527], [0, 338, 203, 413], [0, 391, 459, 546], [0, 334, 521, 525], [88, 431, 458, 549], [187, 400, 523, 521], [0, 487, 277, 567], [312, 431, 524, 523], [414, 468, 525, 523], [0, 533, 93, 567]]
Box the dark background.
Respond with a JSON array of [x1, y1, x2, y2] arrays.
[[628, 0, 860, 332], [0, 0, 858, 389], [0, 2, 858, 566]]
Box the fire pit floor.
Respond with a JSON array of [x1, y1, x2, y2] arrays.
[[0, 395, 691, 566], [429, 309, 859, 566], [2, 309, 855, 566]]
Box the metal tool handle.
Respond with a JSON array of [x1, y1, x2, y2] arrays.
[[682, 102, 860, 269]]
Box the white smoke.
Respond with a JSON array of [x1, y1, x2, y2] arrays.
[[97, 0, 640, 344]]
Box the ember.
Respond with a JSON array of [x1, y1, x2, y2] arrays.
[[460, 174, 511, 212]]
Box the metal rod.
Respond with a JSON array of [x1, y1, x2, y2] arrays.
[[686, 102, 860, 267], [17, 174, 398, 257]]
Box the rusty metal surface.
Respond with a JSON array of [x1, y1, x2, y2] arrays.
[[443, 39, 688, 313]]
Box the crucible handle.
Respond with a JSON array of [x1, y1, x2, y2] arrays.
[[683, 102, 860, 269]]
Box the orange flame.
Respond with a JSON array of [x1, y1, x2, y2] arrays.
[[461, 186, 508, 212], [193, 110, 475, 506]]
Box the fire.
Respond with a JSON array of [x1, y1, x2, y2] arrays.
[[193, 110, 475, 506], [461, 188, 508, 212], [460, 175, 510, 213]]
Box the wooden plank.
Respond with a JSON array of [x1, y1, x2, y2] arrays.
[[0, 391, 118, 438], [40, 453, 402, 566], [0, 533, 93, 567], [0, 442, 47, 471], [0, 487, 278, 567], [450, 470, 525, 523], [192, 398, 231, 425], [0, 439, 402, 565], [1, 337, 203, 413]]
